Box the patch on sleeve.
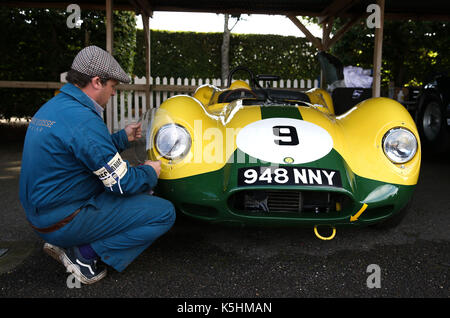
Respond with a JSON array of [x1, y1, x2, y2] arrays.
[[93, 153, 128, 188]]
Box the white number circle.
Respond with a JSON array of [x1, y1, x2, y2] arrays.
[[236, 117, 333, 164]]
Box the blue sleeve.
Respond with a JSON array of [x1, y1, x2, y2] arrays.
[[70, 117, 157, 195], [111, 129, 129, 153]]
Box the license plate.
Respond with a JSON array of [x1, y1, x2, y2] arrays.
[[238, 166, 342, 187]]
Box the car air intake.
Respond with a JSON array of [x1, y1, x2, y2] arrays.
[[229, 190, 348, 215]]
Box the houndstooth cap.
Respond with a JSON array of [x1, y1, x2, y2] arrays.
[[71, 45, 130, 83]]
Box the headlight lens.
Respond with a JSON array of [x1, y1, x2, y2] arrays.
[[383, 128, 417, 163], [155, 124, 191, 160]]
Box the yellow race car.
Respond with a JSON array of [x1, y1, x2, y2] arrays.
[[144, 66, 421, 236]]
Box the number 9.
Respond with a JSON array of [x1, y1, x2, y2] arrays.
[[273, 125, 299, 146], [244, 169, 258, 184]]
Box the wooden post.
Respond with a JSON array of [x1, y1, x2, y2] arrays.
[[320, 21, 333, 88], [372, 0, 385, 98], [142, 13, 151, 110], [106, 0, 113, 131], [106, 0, 113, 54]]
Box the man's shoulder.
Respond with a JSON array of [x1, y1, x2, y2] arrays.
[[45, 90, 99, 120]]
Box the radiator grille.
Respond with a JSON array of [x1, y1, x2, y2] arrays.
[[229, 190, 349, 215], [266, 190, 303, 212]]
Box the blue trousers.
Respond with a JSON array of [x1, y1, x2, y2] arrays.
[[39, 192, 176, 272]]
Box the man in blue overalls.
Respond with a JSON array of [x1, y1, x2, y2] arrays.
[[19, 46, 176, 284]]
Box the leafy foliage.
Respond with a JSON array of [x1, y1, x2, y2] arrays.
[[134, 30, 223, 79], [230, 34, 320, 80], [133, 30, 320, 81], [330, 19, 450, 87], [0, 7, 136, 119]]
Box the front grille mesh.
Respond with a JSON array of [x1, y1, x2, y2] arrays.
[[229, 190, 348, 215], [265, 190, 302, 212]]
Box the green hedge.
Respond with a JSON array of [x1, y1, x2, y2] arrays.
[[133, 30, 320, 81], [0, 8, 136, 120], [0, 10, 320, 120]]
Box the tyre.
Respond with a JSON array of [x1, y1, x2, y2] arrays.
[[416, 97, 450, 154]]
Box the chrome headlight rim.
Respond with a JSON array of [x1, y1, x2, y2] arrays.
[[154, 123, 191, 160], [382, 127, 418, 164]]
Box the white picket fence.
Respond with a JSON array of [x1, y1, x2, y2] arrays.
[[109, 76, 319, 132], [110, 76, 204, 132], [60, 73, 319, 132]]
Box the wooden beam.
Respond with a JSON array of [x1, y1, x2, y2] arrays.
[[288, 15, 323, 51], [321, 18, 334, 54], [141, 13, 152, 109], [136, 0, 153, 17], [3, 1, 450, 20], [318, 0, 359, 24], [106, 0, 113, 131], [321, 18, 334, 51], [372, 0, 385, 98], [0, 80, 186, 92], [105, 0, 113, 53], [2, 1, 134, 11], [0, 81, 63, 89], [320, 22, 330, 88]]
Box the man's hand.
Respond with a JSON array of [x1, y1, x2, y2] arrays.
[[144, 160, 161, 177], [125, 122, 142, 142]]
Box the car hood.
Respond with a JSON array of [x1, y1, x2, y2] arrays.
[[148, 96, 420, 186]]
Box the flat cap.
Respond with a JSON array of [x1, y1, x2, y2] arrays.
[[71, 45, 130, 83]]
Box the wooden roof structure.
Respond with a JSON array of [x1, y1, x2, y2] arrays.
[[4, 0, 450, 20]]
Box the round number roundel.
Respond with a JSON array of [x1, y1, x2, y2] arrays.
[[236, 118, 333, 164]]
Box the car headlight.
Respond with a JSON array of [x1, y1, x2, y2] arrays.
[[383, 127, 417, 164], [155, 124, 191, 160]]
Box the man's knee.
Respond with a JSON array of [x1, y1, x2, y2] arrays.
[[145, 196, 176, 226], [163, 200, 176, 226]]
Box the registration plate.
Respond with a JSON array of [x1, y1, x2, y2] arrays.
[[238, 166, 342, 187]]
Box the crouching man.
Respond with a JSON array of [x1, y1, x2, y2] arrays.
[[19, 46, 175, 284]]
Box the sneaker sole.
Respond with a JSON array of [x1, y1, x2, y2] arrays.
[[60, 253, 107, 285], [43, 243, 64, 264]]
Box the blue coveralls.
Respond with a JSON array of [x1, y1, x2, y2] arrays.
[[19, 83, 175, 272]]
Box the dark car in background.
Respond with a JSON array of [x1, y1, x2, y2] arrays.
[[414, 74, 450, 154]]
